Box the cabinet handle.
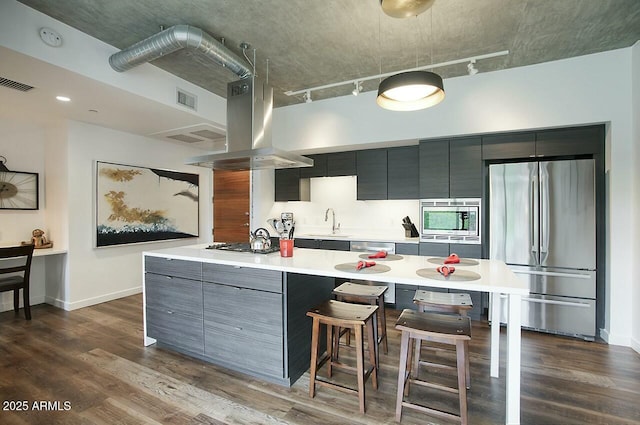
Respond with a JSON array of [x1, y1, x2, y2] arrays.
[[235, 327, 243, 331], [167, 310, 174, 314], [233, 266, 241, 269], [165, 276, 173, 279]]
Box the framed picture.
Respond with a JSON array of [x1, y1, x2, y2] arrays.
[[95, 161, 199, 247], [0, 171, 39, 210]]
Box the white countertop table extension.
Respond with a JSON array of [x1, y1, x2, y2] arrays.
[[143, 244, 528, 425]]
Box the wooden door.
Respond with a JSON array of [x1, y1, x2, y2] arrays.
[[213, 170, 250, 242]]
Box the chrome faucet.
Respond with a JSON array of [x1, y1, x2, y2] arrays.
[[325, 208, 340, 234]]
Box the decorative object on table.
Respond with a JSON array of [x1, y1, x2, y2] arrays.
[[444, 253, 461, 264], [279, 239, 294, 257], [401, 216, 419, 237], [21, 228, 53, 249], [95, 161, 199, 247], [358, 252, 404, 261], [427, 257, 480, 266], [416, 268, 481, 281], [268, 213, 295, 240], [334, 262, 391, 274], [0, 156, 39, 210], [436, 265, 455, 277], [368, 250, 387, 259]]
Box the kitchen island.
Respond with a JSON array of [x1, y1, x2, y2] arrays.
[[142, 244, 528, 425]]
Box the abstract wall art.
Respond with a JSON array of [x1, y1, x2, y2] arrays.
[[95, 161, 199, 247]]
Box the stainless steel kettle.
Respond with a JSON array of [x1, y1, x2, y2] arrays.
[[249, 227, 271, 252]]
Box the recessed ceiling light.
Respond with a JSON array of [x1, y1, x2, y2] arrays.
[[56, 95, 71, 102]]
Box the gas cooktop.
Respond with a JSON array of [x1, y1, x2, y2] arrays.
[[206, 242, 280, 254]]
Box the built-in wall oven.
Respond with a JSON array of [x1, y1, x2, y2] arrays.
[[420, 198, 481, 244]]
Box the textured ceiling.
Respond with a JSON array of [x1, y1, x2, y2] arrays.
[[15, 0, 640, 108]]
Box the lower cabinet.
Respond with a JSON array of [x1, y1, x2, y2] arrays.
[[294, 238, 350, 251], [145, 272, 204, 356], [203, 282, 284, 379]]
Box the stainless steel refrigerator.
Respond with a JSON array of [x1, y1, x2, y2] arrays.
[[489, 159, 596, 340]]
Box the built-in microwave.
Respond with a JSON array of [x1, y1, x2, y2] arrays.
[[420, 198, 481, 244]]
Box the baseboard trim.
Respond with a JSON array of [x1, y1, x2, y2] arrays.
[[46, 287, 142, 311], [0, 295, 46, 313]]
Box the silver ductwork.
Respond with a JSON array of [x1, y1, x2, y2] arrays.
[[111, 25, 311, 170], [109, 25, 252, 79]]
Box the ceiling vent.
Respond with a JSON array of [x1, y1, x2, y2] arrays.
[[0, 77, 34, 92], [176, 88, 197, 111], [149, 123, 226, 151]]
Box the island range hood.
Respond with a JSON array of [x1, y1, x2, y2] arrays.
[[107, 24, 312, 171], [186, 76, 313, 170]]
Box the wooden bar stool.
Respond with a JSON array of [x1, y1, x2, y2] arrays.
[[413, 290, 473, 387], [307, 299, 378, 414], [333, 282, 388, 366], [395, 309, 472, 424]]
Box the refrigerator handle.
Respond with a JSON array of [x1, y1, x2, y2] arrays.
[[540, 163, 549, 261], [531, 170, 539, 264]]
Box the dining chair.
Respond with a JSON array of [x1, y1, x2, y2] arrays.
[[0, 244, 35, 320]]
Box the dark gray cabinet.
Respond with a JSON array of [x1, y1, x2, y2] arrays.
[[388, 146, 419, 199], [420, 137, 482, 199], [395, 243, 419, 255], [300, 154, 327, 178], [419, 139, 449, 198], [294, 238, 350, 251], [327, 151, 357, 176], [482, 126, 603, 160], [482, 132, 536, 159], [357, 149, 387, 200], [203, 282, 284, 379], [449, 137, 482, 198], [275, 168, 302, 202], [145, 257, 204, 355], [535, 125, 603, 157], [419, 242, 450, 257]]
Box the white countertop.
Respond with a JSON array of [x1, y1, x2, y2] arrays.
[[144, 244, 528, 295]]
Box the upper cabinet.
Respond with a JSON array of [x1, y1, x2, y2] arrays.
[[420, 137, 481, 199], [327, 151, 357, 176], [482, 125, 603, 160], [535, 126, 603, 157], [419, 140, 449, 198], [275, 168, 304, 202], [300, 154, 327, 178], [356, 149, 388, 200], [449, 137, 482, 198], [387, 146, 419, 200], [481, 132, 535, 160]]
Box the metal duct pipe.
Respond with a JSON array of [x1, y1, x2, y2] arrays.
[[109, 24, 252, 79]]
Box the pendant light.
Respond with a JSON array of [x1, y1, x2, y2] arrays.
[[380, 0, 435, 18], [377, 3, 444, 111]]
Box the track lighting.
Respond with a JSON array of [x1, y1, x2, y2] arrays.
[[284, 50, 509, 105], [467, 60, 478, 75], [352, 81, 363, 96]]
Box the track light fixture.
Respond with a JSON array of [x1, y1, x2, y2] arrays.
[[352, 81, 363, 96], [283, 50, 509, 105]]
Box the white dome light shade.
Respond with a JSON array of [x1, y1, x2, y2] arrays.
[[376, 71, 445, 111]]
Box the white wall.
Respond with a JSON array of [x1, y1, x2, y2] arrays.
[[631, 41, 640, 353], [265, 175, 418, 239], [266, 47, 637, 348], [59, 121, 211, 309]]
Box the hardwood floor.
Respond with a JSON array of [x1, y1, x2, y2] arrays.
[[1, 295, 639, 425]]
